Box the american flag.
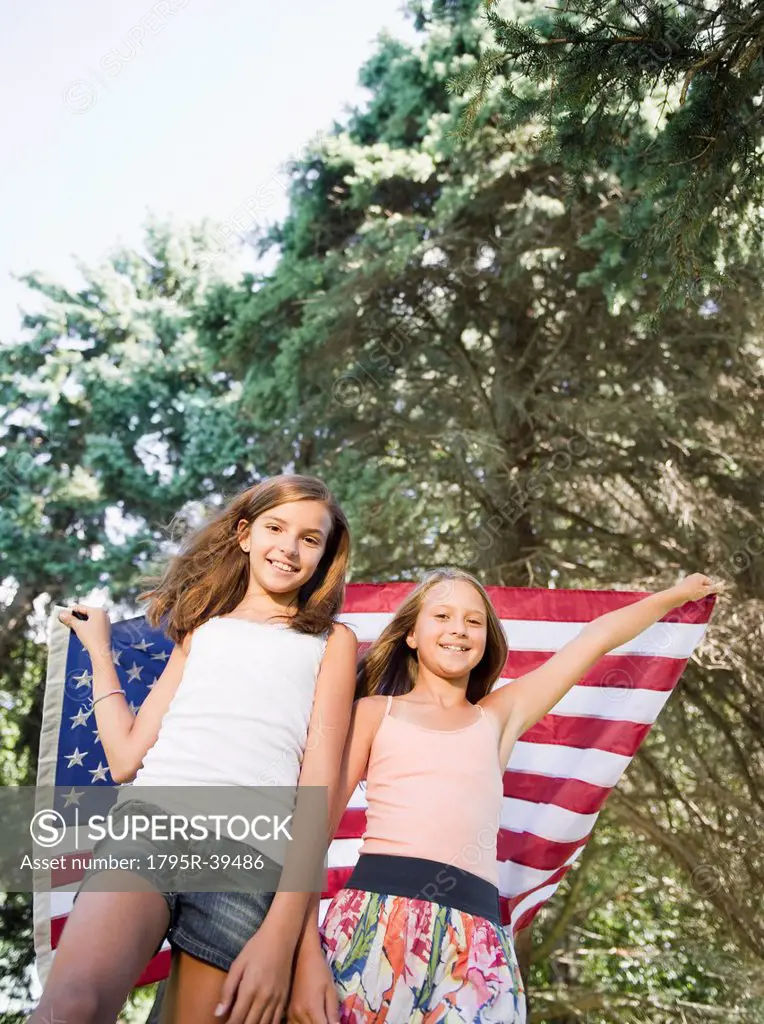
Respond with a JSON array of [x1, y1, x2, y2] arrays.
[[35, 583, 716, 988]]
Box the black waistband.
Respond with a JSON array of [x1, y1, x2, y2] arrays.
[[345, 853, 501, 925]]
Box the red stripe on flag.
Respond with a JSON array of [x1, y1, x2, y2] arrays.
[[341, 585, 417, 614], [324, 866, 354, 899], [342, 584, 714, 624], [50, 856, 90, 888], [510, 900, 546, 933], [485, 588, 714, 623], [136, 949, 172, 986], [336, 807, 367, 838], [496, 829, 589, 870], [504, 771, 612, 816], [520, 714, 651, 756], [50, 915, 66, 948], [503, 652, 685, 691]]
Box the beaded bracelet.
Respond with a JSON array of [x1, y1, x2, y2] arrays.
[[89, 689, 124, 711]]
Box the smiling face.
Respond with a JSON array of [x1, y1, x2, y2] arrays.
[[406, 578, 489, 683], [237, 499, 333, 596]]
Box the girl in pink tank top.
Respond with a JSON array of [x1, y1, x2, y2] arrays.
[[288, 566, 723, 1024]]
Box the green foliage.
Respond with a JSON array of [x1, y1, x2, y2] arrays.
[[450, 0, 764, 320], [529, 817, 764, 1020]]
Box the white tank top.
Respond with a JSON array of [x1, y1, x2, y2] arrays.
[[132, 615, 329, 788], [120, 616, 329, 859]]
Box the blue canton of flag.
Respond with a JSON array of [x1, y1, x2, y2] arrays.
[[35, 610, 177, 988], [51, 612, 174, 807]]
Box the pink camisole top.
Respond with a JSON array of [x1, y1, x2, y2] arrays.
[[359, 694, 504, 886]]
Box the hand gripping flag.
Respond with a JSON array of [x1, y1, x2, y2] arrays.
[[35, 583, 716, 987]]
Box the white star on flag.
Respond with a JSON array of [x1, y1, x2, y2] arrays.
[[88, 761, 109, 783], [125, 662, 143, 683], [131, 639, 153, 651], [111, 648, 122, 666], [70, 707, 91, 729], [63, 787, 85, 808], [129, 701, 140, 715], [151, 650, 170, 662], [65, 748, 87, 768], [72, 669, 93, 690]]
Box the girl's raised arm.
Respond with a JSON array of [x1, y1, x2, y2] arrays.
[[58, 604, 190, 783], [482, 574, 725, 765]]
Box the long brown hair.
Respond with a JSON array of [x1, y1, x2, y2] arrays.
[[356, 567, 508, 704], [140, 475, 350, 643]]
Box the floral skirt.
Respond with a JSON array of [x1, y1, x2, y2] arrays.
[[320, 887, 526, 1023]]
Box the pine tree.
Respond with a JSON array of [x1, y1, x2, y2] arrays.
[[449, 0, 764, 316]]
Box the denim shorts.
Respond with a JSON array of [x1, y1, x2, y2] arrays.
[[76, 798, 278, 971], [163, 888, 276, 970]]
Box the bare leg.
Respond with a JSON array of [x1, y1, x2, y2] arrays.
[[159, 951, 229, 1024], [29, 875, 170, 1024]]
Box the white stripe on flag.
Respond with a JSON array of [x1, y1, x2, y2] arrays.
[[347, 784, 368, 808], [339, 613, 707, 659], [328, 838, 363, 867], [50, 891, 77, 918], [510, 879, 564, 928], [507, 741, 632, 787], [548, 684, 672, 723], [501, 619, 707, 659], [501, 799, 599, 844], [498, 846, 583, 897], [338, 613, 391, 640], [494, 676, 673, 724]]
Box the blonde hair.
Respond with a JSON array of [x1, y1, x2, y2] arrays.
[[140, 474, 350, 643], [356, 567, 507, 703]]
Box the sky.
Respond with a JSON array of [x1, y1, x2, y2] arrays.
[[0, 0, 418, 342]]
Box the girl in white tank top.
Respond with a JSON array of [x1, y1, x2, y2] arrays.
[[33, 475, 358, 1024]]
